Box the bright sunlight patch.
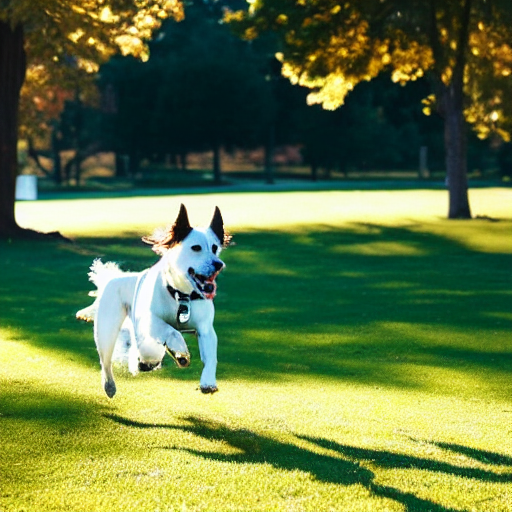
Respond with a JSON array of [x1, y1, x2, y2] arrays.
[[3, 187, 512, 512]]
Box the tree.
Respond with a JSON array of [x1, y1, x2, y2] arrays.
[[150, 0, 275, 183], [0, 0, 183, 239], [98, 0, 275, 184], [98, 55, 161, 176], [227, 0, 512, 218], [19, 57, 101, 185], [298, 75, 448, 177]]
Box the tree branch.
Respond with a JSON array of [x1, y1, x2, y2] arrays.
[[27, 138, 52, 177], [63, 142, 102, 182], [427, 0, 444, 72], [427, 0, 448, 116], [453, 0, 472, 94]]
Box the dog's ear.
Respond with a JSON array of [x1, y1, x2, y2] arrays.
[[210, 206, 232, 247], [210, 207, 224, 244], [142, 204, 193, 253], [172, 204, 193, 243]]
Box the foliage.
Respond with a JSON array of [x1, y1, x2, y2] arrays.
[[0, 0, 186, 237], [0, 0, 184, 64], [12, 0, 506, 184], [153, 15, 274, 153], [227, 0, 512, 142], [99, 0, 276, 177], [299, 75, 442, 173], [2, 188, 512, 511], [97, 55, 160, 170], [1, 0, 184, 139]]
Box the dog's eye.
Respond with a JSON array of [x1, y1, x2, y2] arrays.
[[212, 244, 218, 254], [191, 245, 202, 252]]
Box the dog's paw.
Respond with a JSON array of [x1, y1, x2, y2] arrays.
[[76, 305, 95, 323], [200, 385, 218, 394], [138, 360, 162, 372], [104, 380, 117, 398]]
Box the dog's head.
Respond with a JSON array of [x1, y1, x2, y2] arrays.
[[143, 204, 230, 300]]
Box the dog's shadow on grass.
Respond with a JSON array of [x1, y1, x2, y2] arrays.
[[105, 413, 511, 512]]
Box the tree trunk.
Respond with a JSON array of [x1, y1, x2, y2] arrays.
[[128, 150, 139, 175], [428, 0, 472, 219], [213, 144, 221, 185], [51, 124, 63, 184], [115, 152, 124, 177], [0, 21, 26, 237], [442, 86, 472, 219], [27, 138, 51, 177], [310, 161, 318, 181], [179, 151, 188, 171], [0, 23, 66, 241], [264, 125, 275, 184]]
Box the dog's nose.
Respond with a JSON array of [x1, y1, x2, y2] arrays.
[[213, 260, 224, 272], [204, 283, 214, 294]]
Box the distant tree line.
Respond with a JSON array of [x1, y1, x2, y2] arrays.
[[45, 0, 510, 185], [227, 0, 512, 219]]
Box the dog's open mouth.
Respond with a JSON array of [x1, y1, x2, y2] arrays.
[[188, 268, 220, 300]]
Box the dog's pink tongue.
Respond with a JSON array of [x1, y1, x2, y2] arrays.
[[203, 276, 217, 299]]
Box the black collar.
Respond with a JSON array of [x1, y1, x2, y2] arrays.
[[166, 284, 203, 301]]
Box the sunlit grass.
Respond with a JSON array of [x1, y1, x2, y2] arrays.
[[15, 186, 511, 232], [2, 187, 512, 512]]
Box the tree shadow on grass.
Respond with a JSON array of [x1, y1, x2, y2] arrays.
[[1, 221, 511, 393], [0, 238, 150, 368], [0, 376, 110, 424], [214, 223, 512, 393], [431, 442, 512, 467], [105, 413, 512, 512]]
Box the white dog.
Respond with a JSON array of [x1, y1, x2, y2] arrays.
[[76, 204, 229, 397]]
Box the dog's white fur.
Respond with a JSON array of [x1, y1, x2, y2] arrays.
[[77, 205, 227, 397]]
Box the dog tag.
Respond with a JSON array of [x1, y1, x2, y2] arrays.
[[177, 298, 191, 324]]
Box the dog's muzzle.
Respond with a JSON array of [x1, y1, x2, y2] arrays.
[[165, 346, 191, 368], [188, 261, 224, 300]]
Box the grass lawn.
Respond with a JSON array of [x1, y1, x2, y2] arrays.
[[1, 187, 512, 512]]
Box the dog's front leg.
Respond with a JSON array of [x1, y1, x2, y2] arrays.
[[136, 314, 190, 366], [197, 327, 218, 393]]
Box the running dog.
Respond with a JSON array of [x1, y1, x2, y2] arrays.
[[76, 204, 230, 397]]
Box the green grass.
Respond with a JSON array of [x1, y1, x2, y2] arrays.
[[1, 188, 512, 512]]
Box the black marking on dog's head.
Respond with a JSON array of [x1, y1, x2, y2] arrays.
[[210, 206, 232, 248], [142, 204, 193, 254]]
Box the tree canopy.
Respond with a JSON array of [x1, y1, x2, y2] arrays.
[[0, 0, 183, 238], [98, 0, 276, 182], [228, 0, 511, 140], [1, 0, 183, 62], [228, 0, 512, 218], [150, 2, 275, 182]]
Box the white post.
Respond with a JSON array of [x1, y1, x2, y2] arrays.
[[15, 175, 38, 200]]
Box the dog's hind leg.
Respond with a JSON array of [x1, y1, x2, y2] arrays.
[[94, 278, 133, 398]]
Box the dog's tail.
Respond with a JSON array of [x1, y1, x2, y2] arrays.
[[87, 259, 125, 296], [76, 259, 125, 322]]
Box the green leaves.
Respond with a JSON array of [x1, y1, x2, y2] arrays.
[[6, 0, 185, 146], [228, 0, 512, 141]]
